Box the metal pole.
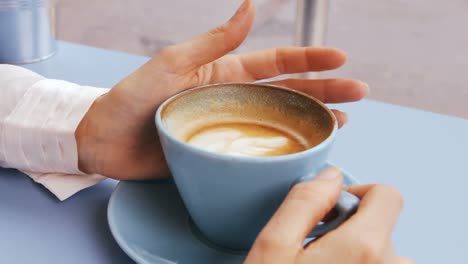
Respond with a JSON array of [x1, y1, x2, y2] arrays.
[[294, 0, 329, 79]]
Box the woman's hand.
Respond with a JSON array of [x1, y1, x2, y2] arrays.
[[245, 167, 413, 264], [76, 0, 368, 180]]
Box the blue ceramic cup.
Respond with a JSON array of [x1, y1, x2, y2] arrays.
[[155, 83, 360, 251]]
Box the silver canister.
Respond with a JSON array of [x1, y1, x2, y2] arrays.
[[0, 0, 57, 64], [295, 0, 329, 48]]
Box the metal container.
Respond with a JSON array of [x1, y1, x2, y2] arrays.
[[0, 0, 57, 64], [295, 0, 329, 48]]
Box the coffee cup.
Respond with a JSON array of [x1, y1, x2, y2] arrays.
[[155, 83, 360, 251]]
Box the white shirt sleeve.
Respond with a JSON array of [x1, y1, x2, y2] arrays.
[[0, 64, 109, 201]]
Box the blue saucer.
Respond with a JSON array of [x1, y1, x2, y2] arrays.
[[108, 166, 359, 264]]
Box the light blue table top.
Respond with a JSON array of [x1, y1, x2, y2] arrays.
[[1, 41, 467, 263]]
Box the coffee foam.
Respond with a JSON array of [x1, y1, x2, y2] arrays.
[[185, 122, 307, 157]]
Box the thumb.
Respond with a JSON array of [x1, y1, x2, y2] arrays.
[[153, 0, 255, 73], [255, 167, 343, 248]]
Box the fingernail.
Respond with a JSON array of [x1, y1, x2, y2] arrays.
[[235, 0, 250, 15], [316, 166, 341, 181], [341, 111, 349, 124], [228, 0, 250, 24], [361, 81, 370, 94]]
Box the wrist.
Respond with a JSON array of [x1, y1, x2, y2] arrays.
[[75, 96, 102, 174]]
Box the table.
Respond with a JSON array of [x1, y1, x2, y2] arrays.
[[1, 41, 467, 263], [0, 42, 140, 264]]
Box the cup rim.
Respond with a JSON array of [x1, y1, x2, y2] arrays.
[[155, 82, 338, 163]]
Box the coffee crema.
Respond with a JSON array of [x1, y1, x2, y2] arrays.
[[185, 122, 307, 157]]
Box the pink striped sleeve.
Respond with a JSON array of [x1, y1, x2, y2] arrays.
[[1, 65, 109, 200]]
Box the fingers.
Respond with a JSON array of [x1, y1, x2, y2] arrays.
[[155, 0, 255, 73], [345, 184, 377, 198], [339, 184, 404, 250], [265, 78, 369, 103], [113, 1, 254, 109], [300, 185, 403, 264], [264, 78, 369, 129], [246, 167, 343, 263], [331, 109, 348, 128], [238, 47, 347, 80], [263, 167, 344, 243], [396, 256, 415, 264]]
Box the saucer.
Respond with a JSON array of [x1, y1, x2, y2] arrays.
[[108, 165, 359, 264]]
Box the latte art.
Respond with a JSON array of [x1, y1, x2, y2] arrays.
[[185, 122, 306, 157]]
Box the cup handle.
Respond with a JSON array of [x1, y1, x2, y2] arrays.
[[293, 165, 360, 238], [309, 190, 360, 238]]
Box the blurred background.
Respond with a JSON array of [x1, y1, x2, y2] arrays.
[[56, 0, 467, 118]]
